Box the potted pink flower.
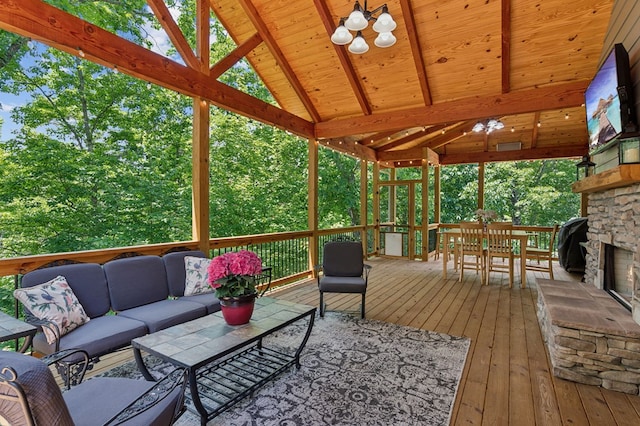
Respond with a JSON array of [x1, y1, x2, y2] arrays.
[[207, 250, 263, 325]]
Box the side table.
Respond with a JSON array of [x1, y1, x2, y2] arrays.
[[0, 311, 37, 353]]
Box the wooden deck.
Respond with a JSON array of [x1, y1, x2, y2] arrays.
[[87, 256, 640, 425]]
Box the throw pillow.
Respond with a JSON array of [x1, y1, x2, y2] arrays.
[[14, 275, 90, 345], [184, 256, 213, 296]]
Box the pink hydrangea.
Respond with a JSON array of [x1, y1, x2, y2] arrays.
[[207, 250, 262, 283]]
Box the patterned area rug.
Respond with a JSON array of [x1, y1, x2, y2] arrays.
[[100, 312, 470, 425]]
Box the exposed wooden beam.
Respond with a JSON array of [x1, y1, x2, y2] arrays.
[[501, 0, 511, 94], [318, 139, 377, 162], [400, 0, 431, 105], [440, 144, 587, 165], [360, 130, 398, 146], [531, 111, 541, 148], [377, 131, 427, 151], [420, 121, 475, 150], [379, 143, 586, 165], [0, 0, 315, 138], [315, 81, 588, 139], [147, 0, 200, 70], [313, 0, 372, 115], [210, 33, 262, 80], [237, 0, 321, 123]]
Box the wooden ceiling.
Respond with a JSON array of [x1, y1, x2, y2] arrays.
[[0, 0, 615, 167]]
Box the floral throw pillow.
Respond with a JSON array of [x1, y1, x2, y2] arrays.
[[14, 275, 90, 345], [184, 256, 213, 296]]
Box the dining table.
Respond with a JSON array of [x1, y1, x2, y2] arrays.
[[440, 228, 531, 288]]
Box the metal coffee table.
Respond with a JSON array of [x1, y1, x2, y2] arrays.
[[131, 297, 316, 425]]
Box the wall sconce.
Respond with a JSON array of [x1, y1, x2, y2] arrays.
[[619, 136, 640, 164], [576, 155, 596, 180]]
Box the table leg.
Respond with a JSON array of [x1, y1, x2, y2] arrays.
[[442, 235, 449, 279], [187, 368, 209, 426], [520, 239, 527, 289], [294, 311, 316, 369], [133, 347, 155, 381]]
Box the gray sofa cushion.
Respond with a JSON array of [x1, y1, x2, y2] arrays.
[[32, 315, 148, 357], [179, 293, 221, 314], [163, 250, 207, 297], [104, 256, 169, 311], [21, 263, 110, 318], [64, 377, 183, 426], [117, 299, 206, 333]]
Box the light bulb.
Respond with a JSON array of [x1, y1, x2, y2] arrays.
[[348, 31, 369, 54], [345, 1, 367, 31], [374, 32, 396, 48], [372, 6, 397, 32], [331, 19, 353, 45]]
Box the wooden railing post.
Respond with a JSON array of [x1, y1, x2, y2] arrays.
[[360, 159, 368, 257], [308, 139, 319, 276]]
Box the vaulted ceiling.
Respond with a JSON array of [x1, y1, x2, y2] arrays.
[[0, 0, 615, 167]]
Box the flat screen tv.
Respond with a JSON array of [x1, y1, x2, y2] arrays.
[[585, 43, 637, 154]]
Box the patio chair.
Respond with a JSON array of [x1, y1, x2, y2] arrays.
[[525, 224, 559, 279], [486, 222, 516, 288], [459, 221, 486, 285], [0, 349, 187, 426], [317, 241, 371, 319]]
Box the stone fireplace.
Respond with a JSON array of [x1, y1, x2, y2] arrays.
[[583, 182, 640, 324], [537, 171, 640, 395]]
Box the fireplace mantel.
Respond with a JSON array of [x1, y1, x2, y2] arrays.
[[571, 164, 640, 194]]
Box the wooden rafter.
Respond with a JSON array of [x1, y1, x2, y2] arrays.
[[315, 81, 587, 139], [359, 130, 398, 146], [313, 0, 372, 115], [501, 0, 511, 94], [210, 33, 262, 80], [377, 130, 429, 151], [420, 121, 476, 150], [0, 0, 315, 138], [237, 0, 321, 123], [531, 111, 541, 148], [146, 0, 200, 69], [440, 144, 587, 165], [400, 0, 431, 105]]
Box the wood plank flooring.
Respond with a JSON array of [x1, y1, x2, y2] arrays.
[[85, 256, 640, 425]]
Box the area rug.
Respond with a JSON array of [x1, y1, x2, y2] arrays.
[[99, 312, 470, 425]]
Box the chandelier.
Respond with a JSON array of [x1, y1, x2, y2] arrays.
[[330, 1, 397, 54], [472, 119, 504, 134]]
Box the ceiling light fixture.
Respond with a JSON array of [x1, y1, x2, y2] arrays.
[[472, 118, 504, 134], [330, 1, 397, 54]]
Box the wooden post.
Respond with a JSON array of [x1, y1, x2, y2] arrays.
[[309, 139, 319, 276], [191, 0, 210, 255], [389, 168, 396, 228], [581, 192, 588, 217], [408, 182, 416, 259], [421, 153, 429, 261], [478, 162, 485, 209], [360, 159, 368, 257], [434, 166, 441, 223], [373, 162, 381, 256]]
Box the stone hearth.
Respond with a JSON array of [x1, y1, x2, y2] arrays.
[[537, 279, 640, 395]]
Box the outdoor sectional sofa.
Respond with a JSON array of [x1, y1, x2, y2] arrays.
[[18, 250, 216, 360]]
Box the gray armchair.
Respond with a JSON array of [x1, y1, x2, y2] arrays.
[[0, 349, 187, 425], [317, 241, 371, 318]]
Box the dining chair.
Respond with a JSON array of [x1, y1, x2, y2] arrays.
[[525, 224, 559, 279], [486, 221, 516, 288], [458, 222, 486, 285]]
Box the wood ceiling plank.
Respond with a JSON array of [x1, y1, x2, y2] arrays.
[[147, 0, 200, 69], [501, 0, 511, 93], [313, 0, 372, 116], [0, 0, 315, 138], [531, 111, 541, 148], [315, 81, 588, 139], [237, 0, 321, 122], [400, 0, 431, 105]]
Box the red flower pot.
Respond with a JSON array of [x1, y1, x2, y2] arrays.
[[219, 293, 256, 325]]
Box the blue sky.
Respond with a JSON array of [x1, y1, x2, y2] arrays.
[[1, 5, 180, 142]]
